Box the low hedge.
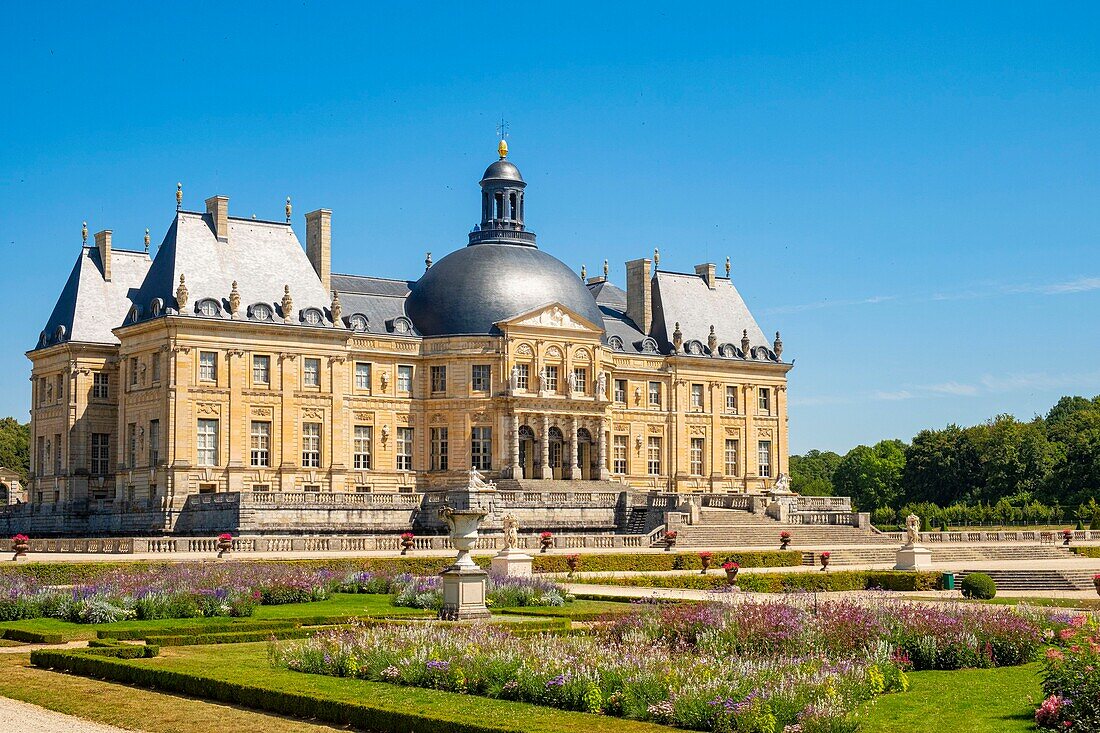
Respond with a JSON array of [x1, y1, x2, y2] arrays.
[[98, 619, 298, 640], [1071, 547, 1100, 558], [79, 644, 160, 659], [532, 550, 800, 573], [2, 628, 64, 644], [144, 626, 336, 647], [576, 570, 942, 593]]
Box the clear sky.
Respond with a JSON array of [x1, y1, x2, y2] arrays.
[[1, 3, 1098, 454]]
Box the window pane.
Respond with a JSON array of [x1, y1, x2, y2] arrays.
[[472, 365, 490, 392], [302, 422, 321, 467], [398, 365, 413, 392], [471, 426, 492, 470], [355, 363, 371, 391], [353, 425, 372, 470], [725, 439, 738, 476], [197, 419, 218, 466], [614, 379, 626, 403], [647, 436, 661, 475], [199, 352, 217, 382], [758, 440, 771, 478], [397, 427, 413, 470], [431, 427, 449, 471], [253, 355, 270, 384], [613, 435, 627, 474], [304, 358, 320, 387]]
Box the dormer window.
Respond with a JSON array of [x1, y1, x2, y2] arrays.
[[391, 316, 412, 334], [607, 335, 624, 352], [197, 299, 220, 317], [251, 303, 273, 321], [301, 308, 324, 326], [348, 313, 369, 332], [149, 298, 164, 317]]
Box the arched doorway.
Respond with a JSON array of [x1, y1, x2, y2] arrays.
[[576, 428, 594, 480], [548, 426, 564, 480], [518, 425, 535, 479]]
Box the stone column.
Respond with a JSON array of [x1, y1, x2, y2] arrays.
[[539, 414, 551, 479], [569, 416, 580, 479], [510, 413, 521, 478], [598, 419, 610, 480]]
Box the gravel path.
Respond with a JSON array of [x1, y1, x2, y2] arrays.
[[0, 695, 139, 732]]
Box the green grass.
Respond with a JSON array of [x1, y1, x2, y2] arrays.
[[494, 599, 635, 619], [252, 593, 433, 619], [860, 664, 1042, 732]]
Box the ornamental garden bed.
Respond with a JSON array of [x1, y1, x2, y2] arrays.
[[569, 569, 943, 593]]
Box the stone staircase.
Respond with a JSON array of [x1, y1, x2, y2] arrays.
[[800, 544, 1075, 567], [954, 568, 1099, 592], [677, 507, 890, 549]]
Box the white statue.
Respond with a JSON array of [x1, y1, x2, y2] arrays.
[[905, 514, 921, 546], [538, 368, 547, 391], [509, 365, 519, 391], [468, 467, 493, 491], [567, 370, 577, 392], [596, 371, 606, 397], [502, 513, 519, 550], [773, 473, 792, 493]]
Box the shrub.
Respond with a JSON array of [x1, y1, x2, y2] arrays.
[[960, 573, 997, 600], [578, 570, 942, 593], [1037, 616, 1100, 730]]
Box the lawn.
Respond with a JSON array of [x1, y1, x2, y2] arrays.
[[860, 664, 1042, 732]]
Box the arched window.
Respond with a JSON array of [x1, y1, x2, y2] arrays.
[[301, 308, 324, 326], [197, 299, 220, 317], [250, 303, 273, 321], [608, 335, 624, 351]]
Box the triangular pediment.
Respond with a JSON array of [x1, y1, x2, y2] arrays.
[[497, 302, 603, 333]]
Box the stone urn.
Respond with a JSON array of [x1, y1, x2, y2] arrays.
[[1093, 575, 1100, 597], [723, 562, 739, 586], [1063, 530, 1073, 547], [539, 532, 554, 553], [438, 504, 491, 621], [699, 552, 712, 574], [566, 554, 579, 577], [820, 552, 831, 571], [663, 531, 678, 552], [400, 532, 415, 555], [216, 533, 232, 559], [11, 534, 29, 561], [780, 532, 791, 550]]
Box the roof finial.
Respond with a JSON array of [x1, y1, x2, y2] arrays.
[[81, 221, 88, 247], [285, 196, 292, 223], [581, 264, 587, 280], [425, 251, 433, 270], [176, 182, 182, 210], [281, 285, 294, 323], [144, 228, 150, 253], [672, 321, 683, 353], [774, 331, 783, 359], [653, 247, 660, 270], [496, 117, 510, 159], [175, 274, 189, 313], [331, 290, 342, 326], [725, 256, 731, 279], [603, 259, 609, 278], [228, 281, 241, 318], [708, 325, 718, 355], [741, 328, 750, 358]]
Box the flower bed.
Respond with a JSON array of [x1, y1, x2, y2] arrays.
[[1035, 614, 1100, 731], [572, 569, 943, 593], [272, 599, 1049, 731], [386, 573, 569, 611]]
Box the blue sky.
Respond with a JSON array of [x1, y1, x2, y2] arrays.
[[1, 2, 1098, 454]]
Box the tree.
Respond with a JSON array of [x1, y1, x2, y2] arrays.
[[789, 449, 842, 496], [0, 418, 29, 482], [1045, 409, 1100, 507], [833, 439, 906, 512], [901, 425, 982, 506], [970, 415, 1054, 504]]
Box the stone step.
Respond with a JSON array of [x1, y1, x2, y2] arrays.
[[802, 544, 1074, 567], [955, 569, 1095, 591]]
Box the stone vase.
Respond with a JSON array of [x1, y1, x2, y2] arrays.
[[540, 537, 553, 553], [700, 555, 712, 574], [780, 537, 791, 550], [724, 567, 739, 586], [216, 539, 231, 559], [400, 538, 414, 555], [820, 554, 830, 571], [11, 542, 28, 561], [1093, 577, 1100, 597]]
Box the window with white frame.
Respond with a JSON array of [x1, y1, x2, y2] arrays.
[[430, 427, 448, 471], [725, 438, 739, 476], [92, 373, 109, 400], [303, 358, 320, 387], [690, 383, 704, 410], [91, 433, 110, 475], [647, 436, 662, 475], [648, 381, 661, 407], [301, 422, 321, 467], [471, 426, 492, 470], [430, 365, 447, 394], [758, 440, 772, 478], [397, 365, 413, 393], [544, 365, 558, 392], [471, 364, 491, 392], [690, 437, 705, 476], [396, 427, 413, 470], [572, 367, 587, 394], [199, 352, 217, 382], [515, 363, 529, 390], [758, 387, 771, 414], [355, 362, 371, 391], [252, 355, 270, 385], [613, 434, 628, 474], [614, 379, 626, 403], [197, 419, 218, 466], [250, 421, 271, 467], [353, 425, 372, 470], [726, 385, 738, 412]]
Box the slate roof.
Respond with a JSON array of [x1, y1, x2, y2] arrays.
[[651, 271, 771, 357], [37, 247, 151, 349], [331, 273, 420, 337]]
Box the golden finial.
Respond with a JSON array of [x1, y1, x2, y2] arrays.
[[285, 196, 292, 223], [496, 117, 510, 158], [603, 259, 609, 278], [81, 221, 88, 247], [653, 248, 660, 270], [144, 228, 151, 253], [581, 264, 587, 280], [176, 182, 182, 210], [497, 138, 509, 159], [725, 256, 731, 279]]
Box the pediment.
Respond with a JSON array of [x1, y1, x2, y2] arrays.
[[497, 302, 603, 333]]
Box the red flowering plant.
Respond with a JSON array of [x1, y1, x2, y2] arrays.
[[820, 551, 831, 558], [11, 534, 29, 544], [218, 533, 233, 542], [780, 531, 792, 539], [539, 531, 553, 540], [721, 561, 739, 571], [1063, 529, 1073, 536]]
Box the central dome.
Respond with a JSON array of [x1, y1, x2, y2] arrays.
[[406, 244, 605, 337]]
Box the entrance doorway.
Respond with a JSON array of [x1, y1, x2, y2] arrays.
[[577, 428, 593, 480], [548, 426, 564, 480], [518, 425, 535, 478]]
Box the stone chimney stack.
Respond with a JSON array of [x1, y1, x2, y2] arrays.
[[94, 230, 112, 282], [306, 209, 332, 293], [694, 262, 717, 289], [625, 257, 653, 335], [205, 195, 229, 243]]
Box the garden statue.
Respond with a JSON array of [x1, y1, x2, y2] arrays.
[[895, 513, 932, 570], [491, 511, 533, 578], [502, 512, 520, 550], [509, 365, 519, 391], [905, 514, 921, 546]]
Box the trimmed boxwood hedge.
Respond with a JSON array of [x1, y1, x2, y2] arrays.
[[98, 619, 297, 640], [574, 570, 942, 593], [533, 550, 800, 573], [2, 628, 64, 644], [79, 644, 160, 659], [144, 626, 338, 647]]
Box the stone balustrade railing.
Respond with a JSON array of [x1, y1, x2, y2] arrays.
[[241, 491, 422, 508], [795, 496, 852, 512], [789, 511, 861, 527], [697, 494, 752, 510], [878, 529, 1100, 543]]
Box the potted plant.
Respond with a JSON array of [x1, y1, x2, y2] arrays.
[[1062, 528, 1073, 546], [722, 560, 739, 585], [539, 531, 554, 553], [779, 531, 791, 550], [699, 551, 712, 574], [1093, 573, 1100, 597], [663, 530, 678, 551], [399, 532, 415, 555], [216, 532, 232, 559], [819, 551, 831, 571], [11, 534, 29, 561], [566, 553, 579, 577]]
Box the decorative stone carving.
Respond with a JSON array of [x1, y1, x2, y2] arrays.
[[708, 325, 718, 355], [509, 365, 519, 391], [567, 369, 577, 393], [380, 371, 390, 391], [741, 329, 751, 358], [175, 275, 189, 313], [905, 514, 920, 546], [281, 285, 293, 323], [331, 291, 342, 327], [228, 281, 240, 319], [596, 371, 606, 398], [774, 331, 783, 359], [672, 322, 683, 353]]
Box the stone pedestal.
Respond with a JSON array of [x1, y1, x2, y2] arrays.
[[439, 565, 491, 620], [490, 548, 533, 578], [894, 544, 932, 570]]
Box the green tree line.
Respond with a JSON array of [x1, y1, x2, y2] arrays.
[[790, 395, 1100, 525], [0, 417, 29, 481]]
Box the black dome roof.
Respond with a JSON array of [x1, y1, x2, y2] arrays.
[[406, 244, 605, 337], [481, 159, 524, 183]]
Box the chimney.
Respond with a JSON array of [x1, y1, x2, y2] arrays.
[[306, 208, 332, 293], [94, 230, 112, 282], [205, 195, 229, 242], [694, 262, 717, 289], [625, 257, 653, 335]]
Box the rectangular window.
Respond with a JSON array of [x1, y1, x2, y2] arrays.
[[397, 365, 413, 393], [53, 433, 61, 474], [252, 355, 270, 385], [252, 484, 270, 492], [301, 422, 321, 468], [758, 440, 772, 478], [199, 352, 217, 382], [197, 419, 218, 466], [758, 387, 771, 414], [515, 363, 529, 390], [355, 362, 371, 391], [127, 423, 137, 468], [149, 420, 160, 466], [690, 383, 704, 410], [613, 435, 628, 474], [92, 373, 109, 400], [726, 386, 738, 413], [648, 381, 661, 407], [396, 427, 413, 470], [725, 439, 739, 476], [572, 367, 587, 394], [36, 436, 44, 474], [303, 484, 320, 492], [430, 427, 449, 471], [91, 433, 110, 475], [471, 426, 492, 471], [647, 436, 662, 476], [544, 366, 558, 392], [198, 483, 216, 495], [151, 353, 161, 383], [690, 437, 705, 476], [614, 379, 626, 404], [130, 357, 138, 387], [471, 364, 491, 392], [55, 374, 64, 401], [250, 421, 271, 467], [303, 358, 320, 387], [353, 425, 373, 470], [430, 365, 447, 394]]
